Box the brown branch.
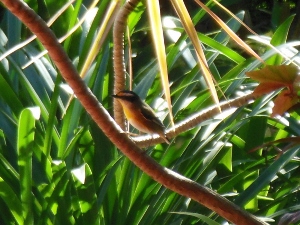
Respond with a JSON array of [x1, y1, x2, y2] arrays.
[[113, 0, 140, 129], [133, 92, 261, 147], [1, 0, 268, 224]]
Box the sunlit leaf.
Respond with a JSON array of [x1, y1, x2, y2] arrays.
[[172, 212, 221, 225], [146, 0, 173, 127], [0, 177, 23, 224], [267, 15, 295, 65], [170, 0, 220, 109], [17, 107, 40, 224], [195, 0, 263, 63]]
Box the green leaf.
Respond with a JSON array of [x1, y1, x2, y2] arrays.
[[72, 164, 100, 224], [173, 212, 221, 225], [0, 70, 23, 116], [235, 145, 300, 207], [267, 15, 295, 65], [0, 177, 23, 224], [17, 107, 40, 224]]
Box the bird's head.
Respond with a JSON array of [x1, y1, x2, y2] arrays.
[[112, 90, 140, 102]]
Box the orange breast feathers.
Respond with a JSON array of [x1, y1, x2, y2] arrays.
[[120, 101, 151, 133]]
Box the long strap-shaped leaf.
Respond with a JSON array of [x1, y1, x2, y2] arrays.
[[147, 0, 174, 128], [171, 0, 220, 110], [195, 0, 264, 63], [18, 107, 40, 224]]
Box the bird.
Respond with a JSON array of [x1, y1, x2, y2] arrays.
[[112, 90, 170, 144]]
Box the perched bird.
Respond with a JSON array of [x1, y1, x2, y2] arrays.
[[112, 90, 170, 144]]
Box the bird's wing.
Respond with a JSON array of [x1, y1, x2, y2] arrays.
[[140, 103, 165, 128]]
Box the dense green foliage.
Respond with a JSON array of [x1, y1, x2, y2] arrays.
[[0, 0, 300, 224]]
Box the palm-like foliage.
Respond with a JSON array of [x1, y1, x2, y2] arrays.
[[0, 0, 300, 224]]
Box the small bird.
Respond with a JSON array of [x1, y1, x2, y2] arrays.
[[112, 90, 170, 144]]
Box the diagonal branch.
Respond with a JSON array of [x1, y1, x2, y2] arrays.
[[1, 0, 267, 224], [133, 92, 261, 147]]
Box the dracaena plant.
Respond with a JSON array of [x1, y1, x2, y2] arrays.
[[0, 0, 299, 225]]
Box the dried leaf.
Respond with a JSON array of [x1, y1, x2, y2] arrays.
[[246, 64, 298, 85], [252, 83, 286, 95], [272, 90, 298, 116], [247, 64, 300, 116]]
